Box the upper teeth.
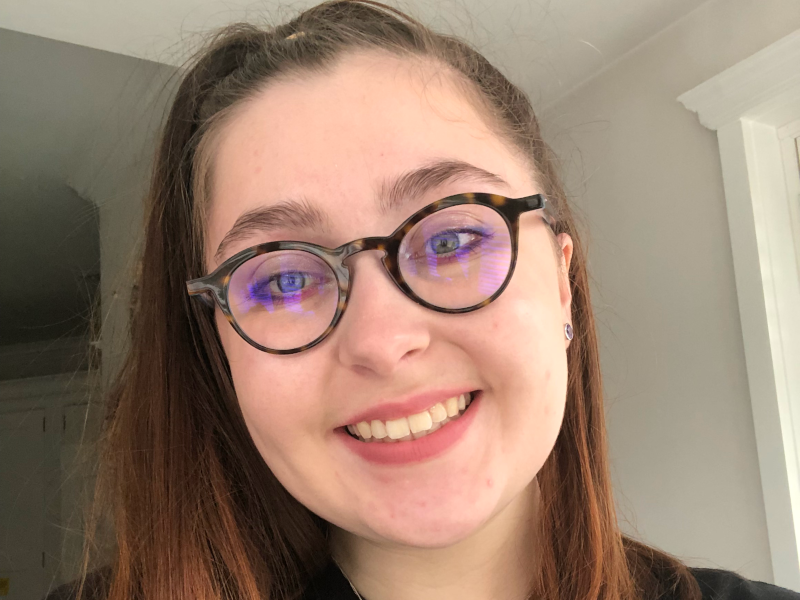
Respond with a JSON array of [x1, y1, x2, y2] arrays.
[[346, 393, 473, 442]]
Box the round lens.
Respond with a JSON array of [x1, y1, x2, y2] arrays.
[[398, 204, 512, 309], [227, 250, 339, 351]]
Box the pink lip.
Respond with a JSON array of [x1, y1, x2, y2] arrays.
[[337, 392, 482, 465], [340, 387, 477, 427]]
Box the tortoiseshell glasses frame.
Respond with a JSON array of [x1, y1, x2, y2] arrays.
[[186, 192, 556, 355]]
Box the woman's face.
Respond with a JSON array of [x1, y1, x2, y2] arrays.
[[204, 51, 573, 548]]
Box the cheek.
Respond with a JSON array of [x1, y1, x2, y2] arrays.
[[216, 313, 324, 458], [474, 262, 568, 462], [489, 297, 567, 419]]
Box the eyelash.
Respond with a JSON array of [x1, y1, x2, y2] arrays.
[[403, 228, 492, 261]]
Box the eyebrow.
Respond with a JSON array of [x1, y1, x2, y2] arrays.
[[214, 158, 510, 262], [376, 159, 509, 213], [214, 198, 329, 262]]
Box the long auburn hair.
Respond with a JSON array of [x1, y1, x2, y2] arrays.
[[74, 2, 704, 600]]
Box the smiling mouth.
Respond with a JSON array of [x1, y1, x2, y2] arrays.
[[344, 391, 477, 443]]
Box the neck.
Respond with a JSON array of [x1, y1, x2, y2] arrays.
[[330, 480, 540, 600]]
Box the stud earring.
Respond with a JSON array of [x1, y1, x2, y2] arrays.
[[564, 323, 574, 341]]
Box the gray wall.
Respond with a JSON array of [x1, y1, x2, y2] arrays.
[[60, 37, 176, 389], [0, 28, 176, 384], [0, 29, 101, 347], [542, 0, 800, 583], [0, 32, 175, 585]]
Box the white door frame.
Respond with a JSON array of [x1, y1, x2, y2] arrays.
[[679, 29, 800, 590]]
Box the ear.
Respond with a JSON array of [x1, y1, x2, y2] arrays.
[[556, 233, 574, 323]]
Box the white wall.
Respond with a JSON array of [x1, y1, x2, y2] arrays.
[[541, 0, 800, 584]]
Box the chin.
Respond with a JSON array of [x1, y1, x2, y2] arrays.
[[357, 492, 499, 548]]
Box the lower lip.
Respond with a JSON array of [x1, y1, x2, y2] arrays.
[[336, 392, 482, 465]]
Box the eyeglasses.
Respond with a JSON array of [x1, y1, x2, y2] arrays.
[[186, 192, 556, 354]]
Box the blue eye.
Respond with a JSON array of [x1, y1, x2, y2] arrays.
[[245, 271, 310, 303], [276, 271, 306, 293], [421, 228, 489, 259], [428, 231, 460, 255]]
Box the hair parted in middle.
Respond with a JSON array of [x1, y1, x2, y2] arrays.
[[75, 3, 705, 600]]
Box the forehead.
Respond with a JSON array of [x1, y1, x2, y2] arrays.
[[205, 51, 533, 256]]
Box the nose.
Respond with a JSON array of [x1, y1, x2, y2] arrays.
[[332, 251, 431, 377]]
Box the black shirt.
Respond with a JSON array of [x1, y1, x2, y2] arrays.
[[300, 563, 800, 600], [45, 562, 800, 600]]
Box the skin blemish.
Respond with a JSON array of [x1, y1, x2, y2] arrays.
[[375, 473, 394, 485], [486, 478, 494, 489]]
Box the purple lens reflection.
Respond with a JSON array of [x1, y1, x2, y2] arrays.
[[228, 250, 338, 350], [399, 205, 512, 309]]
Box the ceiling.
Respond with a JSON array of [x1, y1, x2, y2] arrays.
[[0, 0, 709, 355], [0, 0, 709, 106]]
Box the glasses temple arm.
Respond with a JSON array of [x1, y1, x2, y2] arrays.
[[519, 194, 557, 231], [186, 279, 216, 309]]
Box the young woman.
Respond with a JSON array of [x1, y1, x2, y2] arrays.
[[48, 2, 798, 600]]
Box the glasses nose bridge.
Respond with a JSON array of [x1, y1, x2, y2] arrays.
[[339, 236, 393, 263], [336, 236, 403, 295]]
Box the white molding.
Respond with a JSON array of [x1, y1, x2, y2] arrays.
[[721, 119, 800, 590], [679, 29, 800, 591], [779, 133, 800, 279], [678, 30, 800, 130]]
